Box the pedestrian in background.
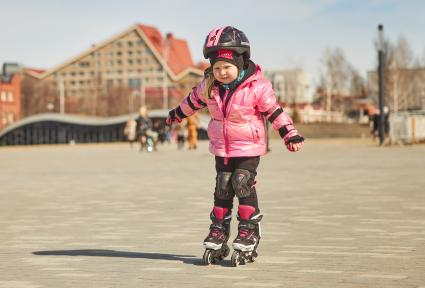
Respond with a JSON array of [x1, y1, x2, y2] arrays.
[[124, 117, 137, 148], [186, 115, 199, 150]]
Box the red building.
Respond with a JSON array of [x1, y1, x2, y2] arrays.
[[0, 73, 21, 131]]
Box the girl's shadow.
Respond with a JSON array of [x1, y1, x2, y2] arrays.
[[32, 249, 204, 266]]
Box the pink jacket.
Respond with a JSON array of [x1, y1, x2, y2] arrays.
[[178, 65, 296, 158]]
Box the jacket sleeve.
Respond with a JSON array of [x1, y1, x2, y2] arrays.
[[172, 79, 208, 120], [255, 79, 299, 143]]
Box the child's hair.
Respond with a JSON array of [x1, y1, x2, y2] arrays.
[[202, 68, 216, 99]]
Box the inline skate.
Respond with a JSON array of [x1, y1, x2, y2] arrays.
[[231, 205, 262, 267], [203, 206, 231, 265]]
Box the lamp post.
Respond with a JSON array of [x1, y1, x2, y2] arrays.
[[377, 24, 385, 145]]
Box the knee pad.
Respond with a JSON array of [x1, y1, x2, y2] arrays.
[[215, 172, 233, 200], [231, 169, 255, 199]]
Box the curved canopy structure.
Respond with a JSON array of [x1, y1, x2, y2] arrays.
[[0, 110, 209, 146]]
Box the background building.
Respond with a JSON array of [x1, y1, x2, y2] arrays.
[[263, 68, 312, 105], [0, 63, 21, 131], [22, 24, 206, 117]]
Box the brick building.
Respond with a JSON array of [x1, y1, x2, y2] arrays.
[[0, 64, 21, 131], [23, 23, 206, 117]]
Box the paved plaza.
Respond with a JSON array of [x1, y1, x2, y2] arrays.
[[0, 139, 424, 288]]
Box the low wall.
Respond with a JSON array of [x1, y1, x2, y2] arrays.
[[269, 123, 371, 139]]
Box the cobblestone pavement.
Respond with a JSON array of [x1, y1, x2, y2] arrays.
[[0, 139, 424, 288]]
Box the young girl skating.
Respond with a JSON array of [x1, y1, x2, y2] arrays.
[[166, 26, 304, 266]]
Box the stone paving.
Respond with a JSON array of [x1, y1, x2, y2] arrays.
[[0, 139, 424, 288]]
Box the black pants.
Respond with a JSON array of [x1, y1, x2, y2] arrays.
[[214, 156, 260, 211]]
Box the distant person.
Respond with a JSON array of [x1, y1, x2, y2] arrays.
[[136, 106, 158, 152], [173, 122, 186, 150], [123, 117, 137, 148], [186, 115, 199, 150], [166, 26, 304, 266], [370, 106, 390, 143], [371, 111, 380, 141]]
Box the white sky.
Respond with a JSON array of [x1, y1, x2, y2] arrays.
[[1, 0, 424, 88]]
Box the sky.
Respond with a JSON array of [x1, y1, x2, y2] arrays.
[[1, 0, 424, 88]]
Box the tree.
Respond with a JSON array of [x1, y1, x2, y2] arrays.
[[316, 47, 366, 120], [373, 34, 424, 111]]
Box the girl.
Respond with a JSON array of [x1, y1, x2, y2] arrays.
[[166, 26, 304, 265]]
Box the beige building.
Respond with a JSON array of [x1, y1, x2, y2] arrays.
[[23, 23, 206, 116], [263, 69, 312, 104]]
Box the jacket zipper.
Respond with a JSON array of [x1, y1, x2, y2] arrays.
[[222, 90, 230, 164]]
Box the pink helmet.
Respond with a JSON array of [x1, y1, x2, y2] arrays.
[[203, 26, 250, 60]]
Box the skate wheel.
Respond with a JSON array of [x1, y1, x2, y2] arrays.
[[231, 251, 241, 267], [223, 244, 230, 258], [203, 250, 213, 265], [249, 251, 258, 263]]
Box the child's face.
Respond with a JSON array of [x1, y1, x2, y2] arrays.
[[212, 61, 238, 84]]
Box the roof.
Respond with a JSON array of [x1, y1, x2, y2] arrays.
[[138, 24, 195, 75], [25, 23, 203, 81], [195, 61, 210, 71], [24, 68, 45, 76]]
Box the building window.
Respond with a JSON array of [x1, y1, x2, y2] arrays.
[[128, 41, 133, 47], [2, 112, 7, 125], [0, 91, 6, 102], [107, 80, 113, 91], [7, 91, 14, 102], [128, 78, 141, 89], [128, 60, 133, 65], [8, 113, 14, 124]]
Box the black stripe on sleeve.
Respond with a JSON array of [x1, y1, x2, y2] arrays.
[[197, 98, 207, 107], [187, 96, 198, 110], [176, 106, 187, 119], [278, 125, 290, 138], [268, 107, 283, 123]]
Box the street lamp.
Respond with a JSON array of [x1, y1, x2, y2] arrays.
[[377, 24, 385, 145]]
